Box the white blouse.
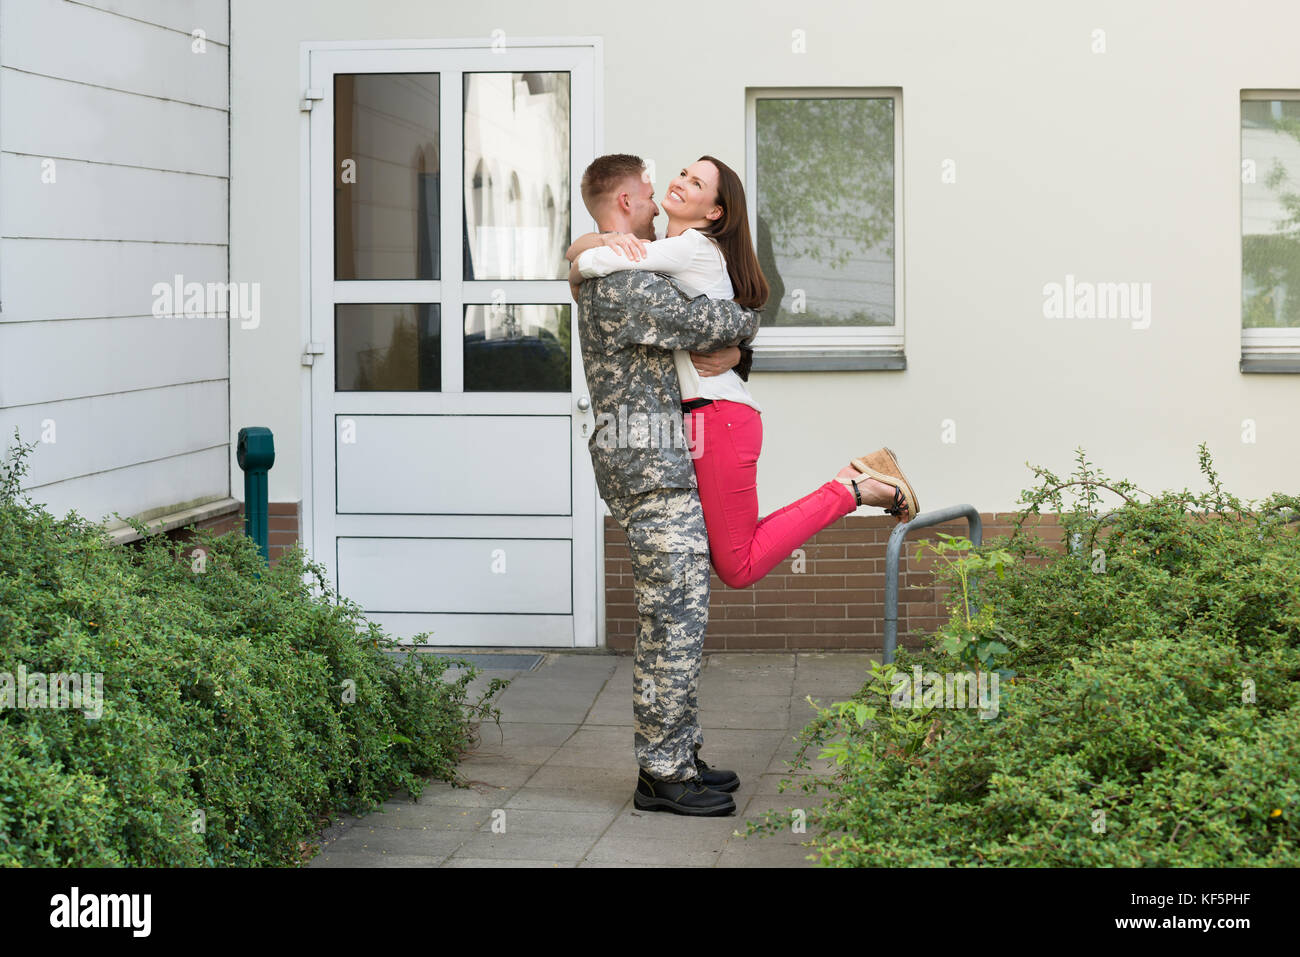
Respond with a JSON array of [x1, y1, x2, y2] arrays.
[[576, 227, 762, 413]]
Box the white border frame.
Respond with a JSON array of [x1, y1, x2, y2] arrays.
[[745, 87, 905, 354], [1240, 89, 1300, 356]]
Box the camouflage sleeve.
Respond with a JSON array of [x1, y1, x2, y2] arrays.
[[588, 270, 759, 353]]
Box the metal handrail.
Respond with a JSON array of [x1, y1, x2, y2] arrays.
[[882, 504, 982, 664], [881, 503, 1299, 663]]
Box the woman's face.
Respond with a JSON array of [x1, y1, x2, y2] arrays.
[[662, 160, 722, 224]]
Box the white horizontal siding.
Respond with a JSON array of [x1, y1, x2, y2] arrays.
[[74, 0, 230, 45], [1, 69, 227, 176], [0, 315, 227, 407], [1, 154, 227, 243], [0, 0, 232, 527], [0, 381, 228, 489], [0, 239, 227, 322], [19, 447, 230, 527], [0, 0, 227, 108]]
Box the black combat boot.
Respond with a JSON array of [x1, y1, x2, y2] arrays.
[[634, 767, 736, 816], [693, 746, 740, 793]]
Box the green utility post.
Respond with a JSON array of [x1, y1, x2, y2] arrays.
[[237, 427, 275, 565]]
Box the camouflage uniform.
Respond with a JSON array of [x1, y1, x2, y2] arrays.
[[576, 270, 759, 781]]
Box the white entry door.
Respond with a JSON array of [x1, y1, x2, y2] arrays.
[[306, 42, 600, 647]]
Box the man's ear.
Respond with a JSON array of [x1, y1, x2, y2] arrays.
[[616, 191, 633, 214]]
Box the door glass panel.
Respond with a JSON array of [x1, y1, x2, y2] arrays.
[[463, 72, 570, 280], [336, 304, 441, 391], [335, 74, 440, 280], [463, 304, 570, 391]]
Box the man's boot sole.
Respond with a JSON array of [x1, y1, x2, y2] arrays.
[[633, 790, 736, 816]]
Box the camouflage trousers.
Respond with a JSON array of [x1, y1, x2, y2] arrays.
[[604, 487, 711, 782]]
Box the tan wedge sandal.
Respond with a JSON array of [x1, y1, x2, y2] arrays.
[[850, 447, 920, 520]]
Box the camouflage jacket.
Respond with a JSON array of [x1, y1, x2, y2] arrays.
[[576, 270, 760, 500]]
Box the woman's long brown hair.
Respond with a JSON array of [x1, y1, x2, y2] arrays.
[[697, 155, 769, 311]]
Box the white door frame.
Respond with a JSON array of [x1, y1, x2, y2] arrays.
[[298, 37, 605, 647]]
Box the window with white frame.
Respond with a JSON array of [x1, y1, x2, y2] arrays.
[[1241, 91, 1300, 371], [745, 88, 903, 369]]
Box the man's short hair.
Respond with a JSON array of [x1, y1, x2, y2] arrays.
[[580, 154, 646, 215]]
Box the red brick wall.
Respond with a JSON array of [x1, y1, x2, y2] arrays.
[[160, 501, 302, 568], [605, 511, 1063, 653], [135, 501, 1065, 652]]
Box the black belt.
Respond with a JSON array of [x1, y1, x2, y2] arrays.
[[681, 398, 714, 411]]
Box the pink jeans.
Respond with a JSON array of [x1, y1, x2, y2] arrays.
[[686, 399, 858, 589]]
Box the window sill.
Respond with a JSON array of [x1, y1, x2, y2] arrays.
[[750, 347, 906, 372], [1240, 352, 1300, 373], [104, 497, 241, 545]]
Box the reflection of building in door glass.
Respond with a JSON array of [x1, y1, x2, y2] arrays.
[[463, 72, 571, 281], [463, 304, 571, 392], [334, 73, 441, 281]]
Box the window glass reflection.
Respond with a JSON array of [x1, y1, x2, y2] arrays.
[[463, 73, 571, 280], [464, 304, 570, 391]]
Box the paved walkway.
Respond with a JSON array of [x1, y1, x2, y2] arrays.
[[308, 651, 873, 867]]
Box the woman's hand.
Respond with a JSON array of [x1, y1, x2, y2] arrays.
[[598, 232, 648, 262], [690, 345, 742, 377]]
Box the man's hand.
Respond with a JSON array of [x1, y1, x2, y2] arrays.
[[690, 345, 742, 378], [569, 260, 584, 302]]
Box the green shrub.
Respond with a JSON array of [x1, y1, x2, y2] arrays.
[[0, 433, 507, 866], [747, 446, 1300, 866]]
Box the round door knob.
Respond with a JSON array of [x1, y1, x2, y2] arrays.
[[576, 396, 591, 412]]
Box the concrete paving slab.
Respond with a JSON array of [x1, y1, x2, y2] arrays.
[[577, 860, 708, 868], [543, 751, 642, 771], [454, 759, 543, 788], [583, 834, 724, 867], [469, 721, 580, 749], [474, 808, 619, 836], [463, 743, 563, 765], [601, 809, 747, 843], [449, 832, 596, 862], [311, 652, 867, 868], [362, 802, 493, 831], [443, 858, 578, 868], [308, 851, 447, 868], [716, 839, 820, 867], [526, 765, 639, 791], [494, 703, 598, 724], [414, 782, 517, 807], [504, 787, 632, 814], [697, 708, 789, 730], [320, 825, 469, 858]]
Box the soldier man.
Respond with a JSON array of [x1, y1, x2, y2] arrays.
[[570, 154, 755, 816]]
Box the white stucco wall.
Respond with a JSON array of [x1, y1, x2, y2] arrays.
[[231, 0, 1300, 520]]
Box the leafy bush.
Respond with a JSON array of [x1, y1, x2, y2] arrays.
[[747, 446, 1300, 866], [0, 434, 506, 866]]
